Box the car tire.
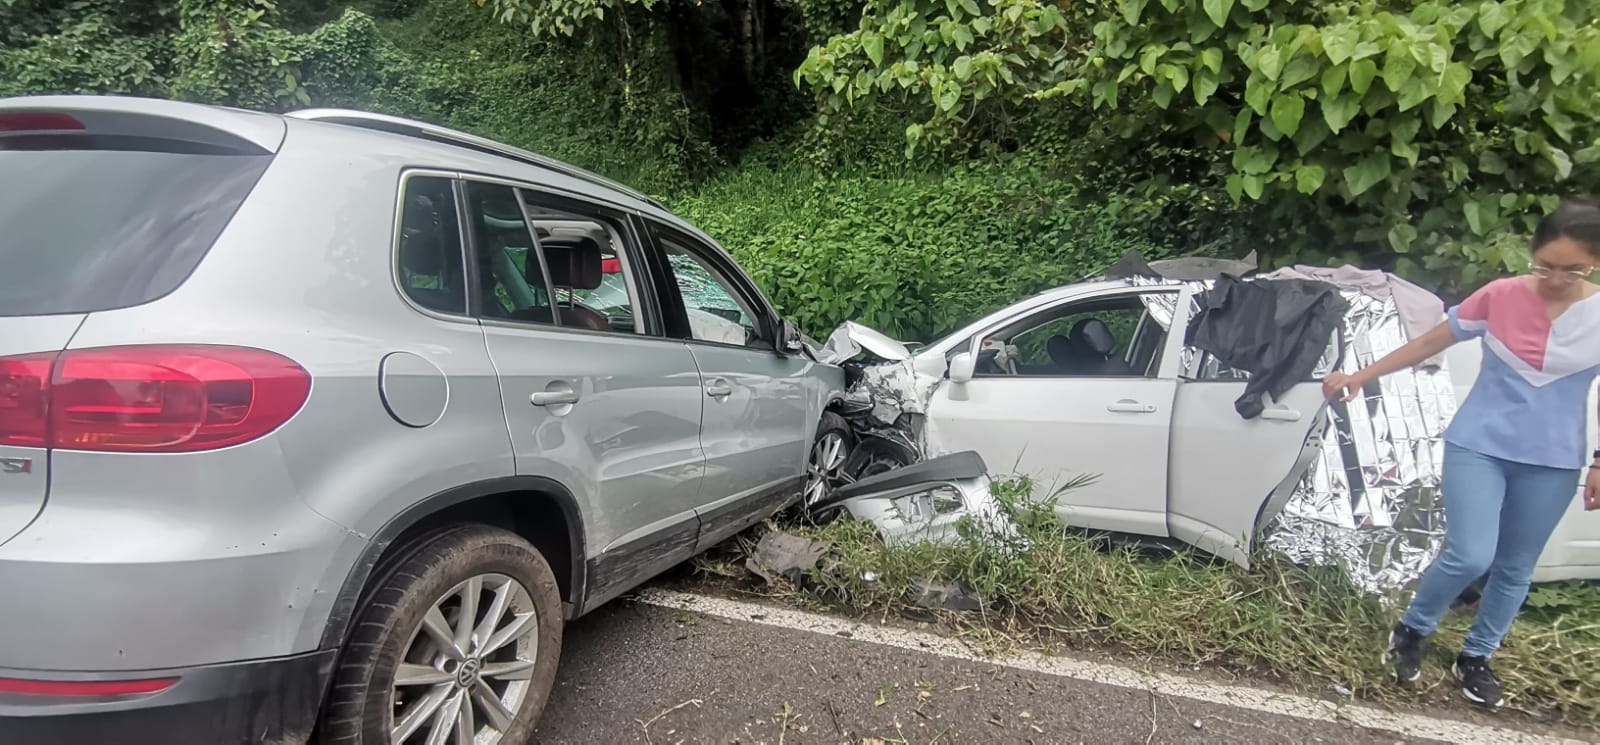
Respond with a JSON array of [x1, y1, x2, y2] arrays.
[[315, 524, 563, 745], [841, 427, 919, 481]]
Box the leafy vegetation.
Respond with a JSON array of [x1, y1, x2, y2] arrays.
[[9, 0, 1595, 320], [797, 0, 1600, 293], [693, 481, 1600, 725], [671, 145, 1242, 339]]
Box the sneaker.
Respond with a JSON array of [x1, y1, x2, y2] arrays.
[[1386, 622, 1426, 684], [1453, 654, 1505, 708]]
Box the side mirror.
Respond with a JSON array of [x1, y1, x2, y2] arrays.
[[948, 351, 976, 383], [780, 320, 805, 356]]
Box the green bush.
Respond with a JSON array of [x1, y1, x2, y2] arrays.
[[795, 0, 1600, 295], [344, 0, 713, 192], [0, 0, 706, 192], [168, 0, 315, 110], [0, 8, 172, 97], [671, 151, 1236, 340]]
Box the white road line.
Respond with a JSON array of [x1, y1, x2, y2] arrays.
[[633, 589, 1585, 745]]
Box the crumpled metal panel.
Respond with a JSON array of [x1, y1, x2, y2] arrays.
[[841, 474, 1017, 547], [1264, 290, 1456, 593], [857, 361, 940, 428]]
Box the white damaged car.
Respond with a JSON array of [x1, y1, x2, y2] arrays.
[[816, 267, 1598, 587]]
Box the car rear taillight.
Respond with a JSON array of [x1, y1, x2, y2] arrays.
[[0, 355, 52, 447], [0, 112, 86, 132], [601, 258, 622, 274], [0, 346, 309, 452]]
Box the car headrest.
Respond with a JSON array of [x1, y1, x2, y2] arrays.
[[1069, 318, 1116, 357], [543, 238, 603, 291], [1046, 334, 1074, 365], [399, 194, 445, 275]]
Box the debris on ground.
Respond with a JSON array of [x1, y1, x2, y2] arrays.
[[910, 578, 983, 612], [745, 531, 829, 585]]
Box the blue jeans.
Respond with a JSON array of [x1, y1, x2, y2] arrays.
[[1400, 443, 1580, 658]]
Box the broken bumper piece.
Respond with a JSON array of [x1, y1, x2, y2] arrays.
[[821, 451, 1016, 546]]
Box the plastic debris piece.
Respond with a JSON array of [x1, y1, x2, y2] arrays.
[[911, 578, 982, 612], [745, 531, 829, 585]]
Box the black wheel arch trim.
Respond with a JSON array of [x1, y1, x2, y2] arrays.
[[318, 476, 588, 652]]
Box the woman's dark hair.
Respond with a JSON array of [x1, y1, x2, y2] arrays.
[[1532, 196, 1600, 257]]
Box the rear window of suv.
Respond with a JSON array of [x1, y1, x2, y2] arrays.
[[0, 141, 271, 316]]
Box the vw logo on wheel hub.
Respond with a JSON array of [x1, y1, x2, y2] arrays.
[[455, 658, 482, 688]]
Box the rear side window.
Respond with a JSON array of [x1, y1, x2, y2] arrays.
[[395, 176, 467, 315], [464, 181, 556, 324], [0, 141, 271, 317]]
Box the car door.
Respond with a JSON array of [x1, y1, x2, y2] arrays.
[[1164, 305, 1337, 567], [643, 221, 813, 551], [466, 179, 707, 608], [927, 286, 1189, 537]]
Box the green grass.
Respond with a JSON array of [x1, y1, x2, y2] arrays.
[[695, 480, 1600, 728]]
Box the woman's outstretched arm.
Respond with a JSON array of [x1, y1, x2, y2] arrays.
[[1322, 322, 1458, 402]]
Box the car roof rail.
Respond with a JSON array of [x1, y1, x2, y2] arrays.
[[286, 108, 665, 210]]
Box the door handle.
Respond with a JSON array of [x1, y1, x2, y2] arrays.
[[531, 390, 580, 407], [1106, 399, 1157, 414], [705, 379, 733, 399], [1260, 407, 1301, 422]]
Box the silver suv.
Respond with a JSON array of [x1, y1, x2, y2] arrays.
[[0, 95, 844, 745]]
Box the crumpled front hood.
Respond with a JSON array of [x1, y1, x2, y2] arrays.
[[816, 321, 913, 365]]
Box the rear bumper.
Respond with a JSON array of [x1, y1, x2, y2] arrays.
[[0, 650, 335, 745]]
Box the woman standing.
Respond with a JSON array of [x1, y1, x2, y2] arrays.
[[1322, 197, 1600, 708]]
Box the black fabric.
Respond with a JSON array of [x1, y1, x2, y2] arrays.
[[1185, 275, 1348, 419], [1148, 252, 1258, 281], [1102, 248, 1259, 281], [1102, 249, 1159, 280]]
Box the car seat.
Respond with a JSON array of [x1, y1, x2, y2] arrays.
[[1046, 333, 1074, 373], [544, 237, 611, 332], [1060, 318, 1135, 375]]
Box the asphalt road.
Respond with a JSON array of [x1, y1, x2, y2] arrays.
[[533, 598, 1451, 745]]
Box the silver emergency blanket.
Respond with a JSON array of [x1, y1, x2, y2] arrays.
[[1137, 280, 1455, 593], [1264, 290, 1456, 593]]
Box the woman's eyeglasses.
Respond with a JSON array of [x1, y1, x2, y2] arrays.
[[1531, 264, 1593, 282]]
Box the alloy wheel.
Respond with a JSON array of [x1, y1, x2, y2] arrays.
[[804, 431, 849, 507], [390, 574, 539, 744]]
